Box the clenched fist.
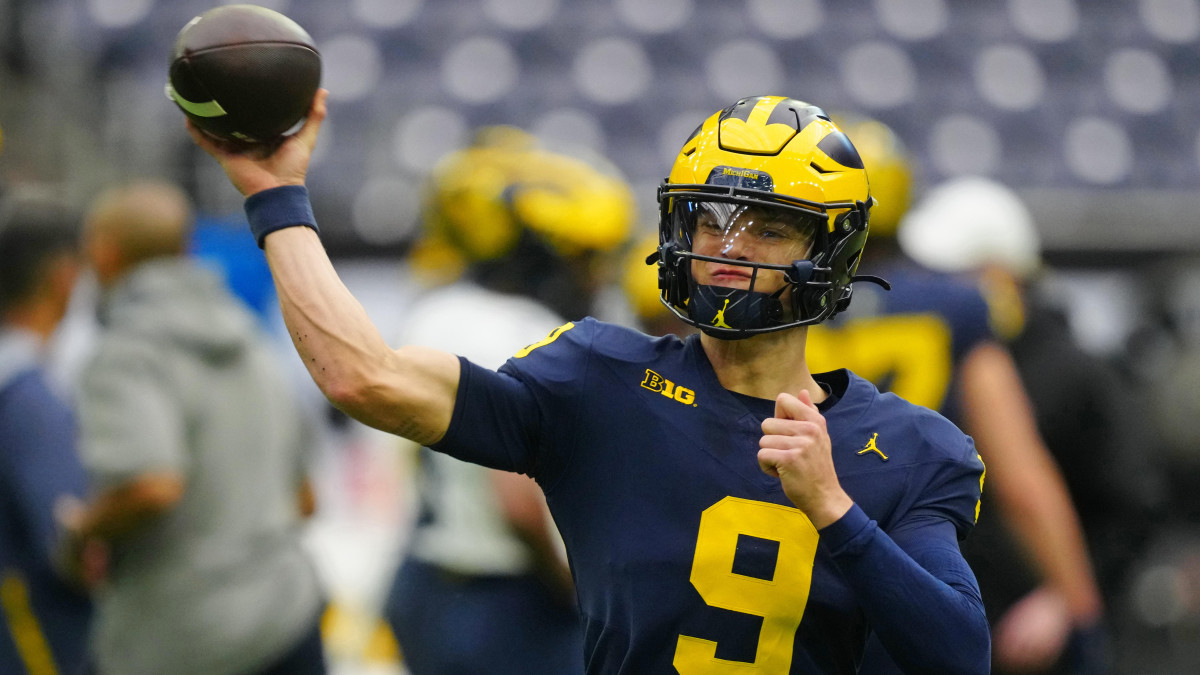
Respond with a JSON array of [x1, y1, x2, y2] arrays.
[[758, 389, 854, 529]]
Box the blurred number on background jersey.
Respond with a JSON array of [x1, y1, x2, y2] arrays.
[[674, 497, 818, 673], [808, 314, 952, 409]]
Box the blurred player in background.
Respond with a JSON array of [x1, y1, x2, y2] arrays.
[[191, 91, 992, 673], [62, 181, 326, 675], [900, 176, 1164, 666], [0, 192, 93, 675], [382, 126, 634, 674], [807, 117, 1107, 674]]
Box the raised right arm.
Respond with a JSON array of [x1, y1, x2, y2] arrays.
[[188, 90, 460, 445], [264, 226, 459, 443]]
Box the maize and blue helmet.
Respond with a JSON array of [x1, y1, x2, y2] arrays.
[[654, 96, 884, 339]]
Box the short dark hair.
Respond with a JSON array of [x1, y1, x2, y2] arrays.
[[0, 194, 80, 313]]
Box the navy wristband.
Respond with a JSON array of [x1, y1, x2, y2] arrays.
[[244, 185, 319, 248]]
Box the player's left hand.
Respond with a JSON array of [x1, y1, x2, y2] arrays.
[[758, 390, 854, 529]]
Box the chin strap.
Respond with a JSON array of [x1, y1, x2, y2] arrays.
[[850, 274, 891, 290]]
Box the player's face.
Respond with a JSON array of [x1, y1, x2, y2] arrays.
[[689, 202, 816, 293]]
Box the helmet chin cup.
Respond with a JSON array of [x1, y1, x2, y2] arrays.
[[688, 281, 784, 339]]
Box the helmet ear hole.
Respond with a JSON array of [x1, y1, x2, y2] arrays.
[[836, 208, 868, 233]]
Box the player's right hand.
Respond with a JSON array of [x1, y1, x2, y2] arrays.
[[187, 88, 327, 198], [758, 389, 853, 529]]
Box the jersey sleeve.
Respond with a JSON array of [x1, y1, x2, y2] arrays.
[[821, 507, 990, 674], [906, 430, 986, 540], [820, 400, 989, 672], [431, 320, 594, 484], [907, 429, 984, 535]]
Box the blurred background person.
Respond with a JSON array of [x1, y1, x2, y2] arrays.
[[0, 191, 93, 675], [62, 181, 326, 675], [806, 117, 1106, 674], [900, 176, 1165, 613], [381, 126, 634, 674]]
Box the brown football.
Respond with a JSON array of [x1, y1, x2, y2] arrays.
[[166, 4, 321, 144]]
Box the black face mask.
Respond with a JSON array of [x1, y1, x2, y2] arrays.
[[687, 280, 784, 340]]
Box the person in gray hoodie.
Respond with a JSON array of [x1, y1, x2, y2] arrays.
[[60, 180, 326, 674]]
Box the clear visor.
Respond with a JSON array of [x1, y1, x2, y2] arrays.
[[682, 201, 819, 263]]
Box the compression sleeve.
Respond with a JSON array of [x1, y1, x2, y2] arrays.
[[821, 505, 991, 674]]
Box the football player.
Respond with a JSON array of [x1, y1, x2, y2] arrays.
[[807, 117, 1106, 673], [383, 126, 634, 674], [190, 91, 990, 673]]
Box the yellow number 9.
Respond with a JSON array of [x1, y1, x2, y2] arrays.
[[674, 497, 819, 673]]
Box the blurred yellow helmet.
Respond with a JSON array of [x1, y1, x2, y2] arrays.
[[831, 113, 913, 238], [421, 126, 635, 265], [622, 232, 666, 324]]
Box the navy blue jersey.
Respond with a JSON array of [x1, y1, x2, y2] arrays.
[[434, 318, 987, 673], [808, 263, 993, 422]]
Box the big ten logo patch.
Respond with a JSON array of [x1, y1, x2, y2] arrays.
[[641, 369, 697, 406]]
